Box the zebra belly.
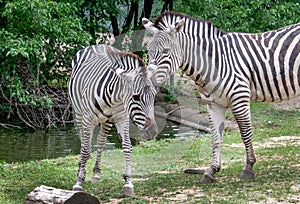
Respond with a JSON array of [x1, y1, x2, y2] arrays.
[[250, 82, 300, 102], [197, 85, 231, 107]]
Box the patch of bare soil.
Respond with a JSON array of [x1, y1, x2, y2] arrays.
[[105, 198, 123, 204], [163, 187, 205, 203], [142, 187, 205, 203], [249, 195, 300, 204], [224, 136, 300, 149]]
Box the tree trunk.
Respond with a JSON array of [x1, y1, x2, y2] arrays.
[[143, 0, 153, 19], [110, 14, 120, 37], [161, 0, 174, 12], [122, 1, 139, 34], [24, 185, 100, 204]]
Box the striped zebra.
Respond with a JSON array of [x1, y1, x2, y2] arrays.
[[142, 12, 300, 183], [68, 44, 158, 196]]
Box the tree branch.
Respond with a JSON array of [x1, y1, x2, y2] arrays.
[[0, 123, 21, 130], [143, 0, 153, 19]]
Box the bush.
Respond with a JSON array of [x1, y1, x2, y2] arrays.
[[175, 0, 300, 33]]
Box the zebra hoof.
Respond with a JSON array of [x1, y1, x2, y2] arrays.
[[123, 183, 134, 197], [72, 184, 83, 191], [200, 173, 216, 183], [91, 176, 101, 183], [240, 169, 255, 180]]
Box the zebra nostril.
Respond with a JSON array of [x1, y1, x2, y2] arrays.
[[145, 117, 152, 128]]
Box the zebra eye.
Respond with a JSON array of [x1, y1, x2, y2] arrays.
[[162, 48, 170, 54], [132, 94, 140, 101]]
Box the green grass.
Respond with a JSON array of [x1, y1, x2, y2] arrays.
[[0, 102, 299, 203]]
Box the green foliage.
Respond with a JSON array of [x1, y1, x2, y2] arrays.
[[175, 0, 300, 32], [0, 0, 91, 115]]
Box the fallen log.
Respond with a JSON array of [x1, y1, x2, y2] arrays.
[[24, 185, 100, 204], [155, 110, 211, 133]]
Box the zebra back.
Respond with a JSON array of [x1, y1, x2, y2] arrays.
[[71, 45, 120, 70], [153, 12, 225, 38]]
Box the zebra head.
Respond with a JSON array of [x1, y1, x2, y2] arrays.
[[110, 52, 158, 140], [142, 16, 185, 86]]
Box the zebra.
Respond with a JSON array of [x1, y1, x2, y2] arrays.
[[142, 12, 300, 183], [68, 44, 158, 196]]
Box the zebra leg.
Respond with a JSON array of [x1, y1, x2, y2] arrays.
[[92, 122, 113, 183], [74, 113, 83, 139], [231, 104, 256, 179], [115, 119, 134, 197], [73, 120, 94, 191], [201, 103, 226, 183]]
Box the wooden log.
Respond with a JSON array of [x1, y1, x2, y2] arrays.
[[24, 185, 100, 204], [155, 109, 211, 133]]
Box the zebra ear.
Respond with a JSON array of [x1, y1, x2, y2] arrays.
[[167, 19, 185, 35], [113, 68, 136, 82], [142, 18, 159, 34]]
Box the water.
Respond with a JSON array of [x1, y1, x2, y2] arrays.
[[0, 124, 81, 163], [0, 118, 201, 163]]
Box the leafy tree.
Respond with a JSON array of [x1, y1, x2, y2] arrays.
[[175, 0, 300, 33], [0, 0, 91, 129]]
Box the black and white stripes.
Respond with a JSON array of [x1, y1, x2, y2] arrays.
[[143, 12, 299, 182], [68, 44, 157, 196]]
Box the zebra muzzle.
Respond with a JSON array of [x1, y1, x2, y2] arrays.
[[145, 117, 154, 129], [140, 117, 158, 140]]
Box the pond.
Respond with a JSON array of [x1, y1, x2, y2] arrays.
[[0, 116, 202, 163]]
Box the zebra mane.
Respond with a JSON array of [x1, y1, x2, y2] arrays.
[[153, 11, 225, 37]]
